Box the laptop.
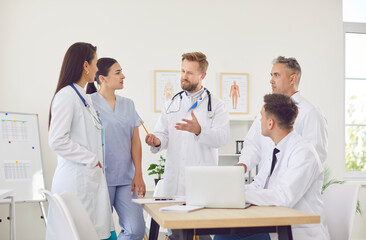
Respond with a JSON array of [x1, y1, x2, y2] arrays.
[[185, 166, 248, 208]]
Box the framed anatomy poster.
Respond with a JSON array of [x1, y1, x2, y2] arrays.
[[220, 73, 249, 114], [154, 70, 181, 112]]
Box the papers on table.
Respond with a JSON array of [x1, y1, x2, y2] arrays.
[[159, 204, 203, 212], [132, 197, 185, 205]]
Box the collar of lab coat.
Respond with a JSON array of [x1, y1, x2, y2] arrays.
[[291, 91, 302, 104], [72, 83, 92, 106], [72, 83, 85, 93], [275, 130, 297, 159]]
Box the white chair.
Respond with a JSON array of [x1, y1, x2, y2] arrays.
[[58, 191, 100, 240], [153, 179, 165, 197], [40, 189, 79, 240], [144, 179, 168, 240], [41, 189, 99, 240], [323, 183, 360, 240]]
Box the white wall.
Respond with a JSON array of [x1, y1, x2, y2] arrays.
[[1, 0, 364, 239]]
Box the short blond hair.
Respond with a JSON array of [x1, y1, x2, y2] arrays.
[[182, 52, 208, 73]]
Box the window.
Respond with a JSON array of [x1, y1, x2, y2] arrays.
[[344, 0, 366, 177], [343, 0, 366, 23]]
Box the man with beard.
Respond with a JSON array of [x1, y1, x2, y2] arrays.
[[146, 52, 230, 240], [146, 52, 230, 198]]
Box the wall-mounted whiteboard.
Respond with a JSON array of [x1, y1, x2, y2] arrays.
[[0, 112, 45, 202]]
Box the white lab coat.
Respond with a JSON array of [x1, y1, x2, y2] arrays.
[[246, 131, 330, 240], [239, 91, 328, 170], [47, 84, 114, 239], [151, 89, 230, 197]]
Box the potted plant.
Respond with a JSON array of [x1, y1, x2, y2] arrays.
[[147, 155, 166, 185]]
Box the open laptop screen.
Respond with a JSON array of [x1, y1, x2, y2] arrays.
[[185, 166, 246, 208]]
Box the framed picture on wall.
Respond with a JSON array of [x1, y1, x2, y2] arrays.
[[154, 70, 181, 112], [220, 73, 249, 114]]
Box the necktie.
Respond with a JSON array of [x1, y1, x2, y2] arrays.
[[270, 148, 280, 176]]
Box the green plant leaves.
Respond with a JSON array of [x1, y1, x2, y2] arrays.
[[147, 155, 166, 179]]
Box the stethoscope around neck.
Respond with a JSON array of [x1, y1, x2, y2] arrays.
[[69, 83, 103, 130], [167, 88, 213, 118]]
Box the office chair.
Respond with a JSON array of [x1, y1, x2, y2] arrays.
[[40, 189, 100, 240], [323, 183, 360, 240]]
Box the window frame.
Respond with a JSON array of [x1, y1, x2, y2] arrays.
[[343, 22, 366, 180]]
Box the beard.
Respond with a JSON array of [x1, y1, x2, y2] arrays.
[[181, 80, 199, 92]]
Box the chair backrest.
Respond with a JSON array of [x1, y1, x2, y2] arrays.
[[58, 191, 99, 240], [153, 179, 165, 197], [40, 189, 79, 240], [145, 179, 168, 234], [323, 183, 360, 240]]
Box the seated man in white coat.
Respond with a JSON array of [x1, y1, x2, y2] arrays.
[[237, 56, 328, 173], [215, 94, 330, 240]]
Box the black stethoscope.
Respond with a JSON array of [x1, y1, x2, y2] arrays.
[[69, 84, 103, 130], [167, 88, 213, 118]]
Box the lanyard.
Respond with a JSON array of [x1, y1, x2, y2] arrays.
[[101, 120, 105, 173]]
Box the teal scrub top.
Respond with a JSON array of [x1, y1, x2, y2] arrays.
[[90, 93, 142, 186]]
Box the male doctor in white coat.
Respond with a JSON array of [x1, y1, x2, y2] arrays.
[[237, 56, 328, 173], [215, 94, 330, 240], [145, 52, 230, 240], [146, 52, 230, 196]]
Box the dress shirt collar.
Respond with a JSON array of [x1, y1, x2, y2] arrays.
[[185, 87, 205, 104], [185, 87, 204, 97]]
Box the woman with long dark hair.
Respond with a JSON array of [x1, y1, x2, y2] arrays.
[[86, 58, 146, 240], [47, 42, 115, 240]]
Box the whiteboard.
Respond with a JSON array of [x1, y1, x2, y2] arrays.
[[0, 112, 46, 202]]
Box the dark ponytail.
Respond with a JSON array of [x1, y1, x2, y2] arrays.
[[86, 82, 97, 94], [86, 57, 117, 94]]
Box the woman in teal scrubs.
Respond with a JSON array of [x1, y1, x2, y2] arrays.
[[87, 58, 146, 240]]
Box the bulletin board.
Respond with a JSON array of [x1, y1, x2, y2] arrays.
[[0, 112, 46, 202]]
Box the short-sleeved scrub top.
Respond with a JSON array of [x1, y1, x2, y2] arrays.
[[90, 93, 142, 186]]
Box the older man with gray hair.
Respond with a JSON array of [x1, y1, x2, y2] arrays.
[[237, 56, 328, 173]]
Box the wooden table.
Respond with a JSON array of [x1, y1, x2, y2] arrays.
[[0, 189, 15, 240], [143, 203, 320, 240]]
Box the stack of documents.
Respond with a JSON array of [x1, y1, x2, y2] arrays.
[[132, 197, 185, 205], [159, 204, 203, 212]]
